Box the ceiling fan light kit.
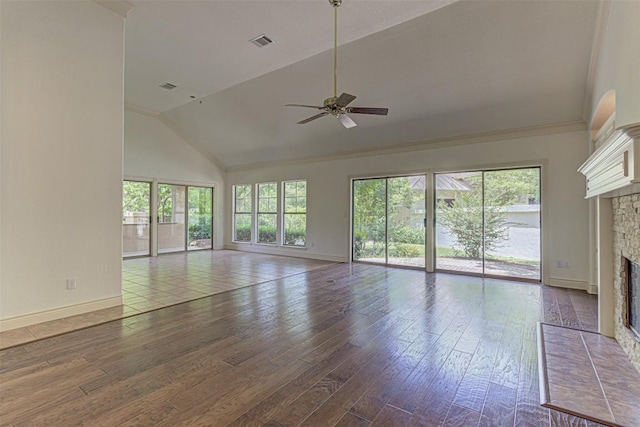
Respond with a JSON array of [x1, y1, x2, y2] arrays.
[[285, 0, 389, 129]]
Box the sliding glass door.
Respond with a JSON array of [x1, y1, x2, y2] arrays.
[[188, 186, 213, 251], [353, 178, 387, 263], [353, 175, 426, 268], [158, 184, 187, 253], [435, 167, 540, 281], [123, 181, 214, 257], [435, 172, 483, 274], [483, 168, 540, 279], [122, 181, 151, 257]]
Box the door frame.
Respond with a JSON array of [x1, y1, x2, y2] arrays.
[[348, 161, 548, 284], [433, 166, 542, 283], [122, 178, 153, 259], [123, 176, 217, 258], [350, 173, 428, 270]]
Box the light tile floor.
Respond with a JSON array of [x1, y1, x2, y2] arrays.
[[539, 323, 640, 426], [0, 250, 334, 349]]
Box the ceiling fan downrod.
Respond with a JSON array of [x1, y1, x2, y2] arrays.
[[284, 0, 389, 128], [330, 0, 341, 99]]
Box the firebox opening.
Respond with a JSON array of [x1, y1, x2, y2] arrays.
[[625, 257, 640, 341]]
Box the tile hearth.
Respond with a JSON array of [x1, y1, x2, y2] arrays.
[[538, 322, 640, 427]]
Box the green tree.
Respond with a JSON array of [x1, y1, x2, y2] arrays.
[[437, 188, 509, 259], [123, 181, 150, 214], [188, 187, 213, 242], [353, 177, 421, 258]]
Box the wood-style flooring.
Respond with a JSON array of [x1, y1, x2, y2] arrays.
[[0, 261, 604, 426]]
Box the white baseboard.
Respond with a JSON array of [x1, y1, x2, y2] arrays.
[[547, 277, 589, 292], [223, 243, 348, 263], [587, 283, 599, 295], [0, 296, 123, 332]]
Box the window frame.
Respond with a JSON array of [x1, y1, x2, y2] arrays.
[[186, 185, 214, 251], [232, 184, 253, 243], [282, 180, 307, 248], [256, 182, 278, 245]]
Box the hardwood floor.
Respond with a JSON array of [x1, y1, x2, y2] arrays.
[[0, 262, 604, 426]]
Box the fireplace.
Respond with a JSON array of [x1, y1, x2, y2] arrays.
[[626, 258, 640, 341], [579, 123, 640, 371]]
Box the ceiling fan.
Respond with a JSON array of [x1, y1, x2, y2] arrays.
[[285, 0, 389, 129]]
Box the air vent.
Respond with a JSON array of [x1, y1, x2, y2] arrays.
[[249, 34, 273, 48], [159, 82, 177, 90]]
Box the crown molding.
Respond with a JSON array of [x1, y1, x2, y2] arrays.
[[125, 103, 160, 117], [582, 0, 611, 124], [93, 1, 134, 17], [157, 114, 228, 173], [227, 120, 587, 173]]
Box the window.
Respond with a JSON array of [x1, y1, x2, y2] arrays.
[[283, 180, 306, 247], [257, 182, 277, 244], [233, 184, 252, 242]]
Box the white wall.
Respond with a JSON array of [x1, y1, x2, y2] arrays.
[[591, 1, 640, 127], [1, 1, 125, 324], [227, 129, 591, 288], [124, 110, 226, 249]]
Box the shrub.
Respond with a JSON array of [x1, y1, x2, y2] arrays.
[[283, 228, 305, 246], [234, 225, 306, 246], [389, 225, 425, 245], [258, 226, 276, 244], [189, 223, 211, 240], [235, 226, 251, 242], [394, 243, 424, 258]]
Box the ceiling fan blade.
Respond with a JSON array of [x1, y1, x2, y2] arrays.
[[285, 104, 325, 109], [297, 112, 329, 124], [335, 93, 357, 107], [348, 107, 389, 116], [337, 114, 357, 129]]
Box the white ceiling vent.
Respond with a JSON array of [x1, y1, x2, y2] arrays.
[[159, 82, 177, 90], [249, 34, 273, 48]]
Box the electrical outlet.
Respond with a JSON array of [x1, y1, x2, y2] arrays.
[[66, 278, 77, 290], [555, 260, 570, 269]]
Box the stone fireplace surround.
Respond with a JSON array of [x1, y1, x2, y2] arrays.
[[612, 192, 640, 371]]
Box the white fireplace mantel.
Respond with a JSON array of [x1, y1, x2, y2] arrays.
[[579, 123, 640, 198]]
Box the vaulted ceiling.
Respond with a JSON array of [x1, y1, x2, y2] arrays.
[[124, 0, 599, 168]]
